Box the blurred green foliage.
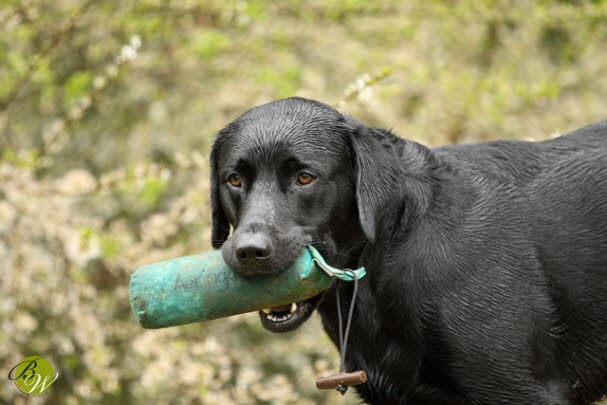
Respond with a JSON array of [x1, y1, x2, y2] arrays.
[[1, 0, 607, 404]]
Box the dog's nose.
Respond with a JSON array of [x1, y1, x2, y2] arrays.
[[234, 233, 272, 265]]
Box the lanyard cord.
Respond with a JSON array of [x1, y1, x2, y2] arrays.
[[335, 269, 359, 395]]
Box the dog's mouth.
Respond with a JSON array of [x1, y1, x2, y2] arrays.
[[258, 242, 334, 332], [258, 293, 323, 333]]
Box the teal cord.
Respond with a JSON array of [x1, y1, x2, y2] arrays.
[[307, 245, 366, 281]]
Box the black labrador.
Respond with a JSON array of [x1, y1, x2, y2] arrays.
[[209, 97, 607, 405]]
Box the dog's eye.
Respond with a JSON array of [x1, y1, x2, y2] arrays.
[[296, 172, 316, 185], [227, 174, 242, 188]]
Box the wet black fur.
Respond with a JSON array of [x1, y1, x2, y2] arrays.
[[210, 97, 607, 404]]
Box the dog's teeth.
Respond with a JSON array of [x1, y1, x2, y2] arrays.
[[265, 309, 295, 323], [290, 303, 297, 313]]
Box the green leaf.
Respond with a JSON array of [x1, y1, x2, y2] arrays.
[[255, 66, 302, 99], [192, 30, 231, 60], [64, 70, 92, 110], [7, 51, 28, 75], [141, 177, 167, 207], [100, 234, 122, 260]]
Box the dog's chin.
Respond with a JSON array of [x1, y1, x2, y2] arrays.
[[258, 293, 324, 333]]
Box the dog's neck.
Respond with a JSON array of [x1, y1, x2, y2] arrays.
[[317, 136, 458, 402]]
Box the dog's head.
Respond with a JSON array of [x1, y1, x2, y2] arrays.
[[210, 97, 428, 332]]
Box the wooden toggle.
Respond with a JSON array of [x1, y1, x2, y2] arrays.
[[315, 371, 367, 390]]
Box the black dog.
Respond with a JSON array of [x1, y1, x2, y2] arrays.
[[210, 97, 607, 404]]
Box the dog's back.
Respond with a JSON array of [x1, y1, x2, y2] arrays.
[[433, 120, 606, 184], [431, 122, 607, 403]]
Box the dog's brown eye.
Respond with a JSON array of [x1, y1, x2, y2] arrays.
[[297, 172, 315, 185], [228, 174, 242, 188]]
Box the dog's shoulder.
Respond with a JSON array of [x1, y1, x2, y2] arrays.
[[430, 120, 607, 186], [432, 140, 544, 187]]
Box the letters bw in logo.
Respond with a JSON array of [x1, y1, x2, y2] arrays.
[[8, 356, 59, 395]]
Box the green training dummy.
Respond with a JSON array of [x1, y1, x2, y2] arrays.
[[129, 246, 365, 328]]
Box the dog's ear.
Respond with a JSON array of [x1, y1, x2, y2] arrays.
[[210, 136, 230, 248], [348, 124, 399, 243], [346, 117, 432, 243]]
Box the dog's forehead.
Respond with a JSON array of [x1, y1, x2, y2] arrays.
[[218, 101, 349, 165]]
